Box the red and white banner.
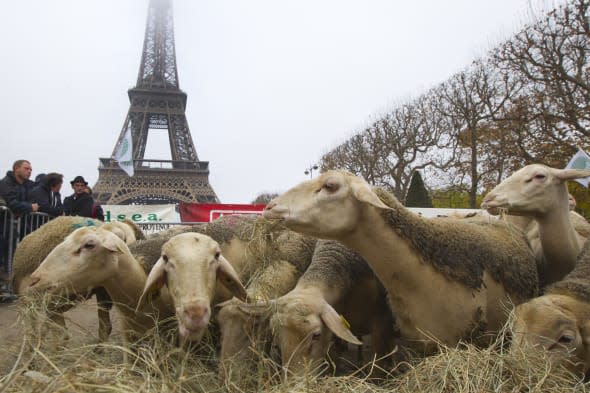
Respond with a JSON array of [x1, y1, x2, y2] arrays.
[[179, 203, 266, 223]]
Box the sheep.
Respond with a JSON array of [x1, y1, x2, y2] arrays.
[[481, 164, 590, 286], [138, 231, 248, 342], [102, 219, 146, 245], [12, 216, 111, 340], [233, 239, 398, 377], [216, 229, 317, 383], [263, 170, 539, 354], [510, 238, 590, 377]]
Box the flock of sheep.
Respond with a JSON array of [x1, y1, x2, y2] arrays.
[[11, 163, 590, 385]]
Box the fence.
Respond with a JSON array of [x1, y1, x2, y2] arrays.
[[0, 208, 51, 296], [0, 212, 187, 296]]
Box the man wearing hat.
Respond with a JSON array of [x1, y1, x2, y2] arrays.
[[63, 175, 98, 219]]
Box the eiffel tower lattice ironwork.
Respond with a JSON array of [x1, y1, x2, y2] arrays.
[[93, 0, 218, 205]]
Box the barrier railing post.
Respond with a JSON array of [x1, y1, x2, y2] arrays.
[[0, 210, 51, 297], [0, 206, 15, 296]]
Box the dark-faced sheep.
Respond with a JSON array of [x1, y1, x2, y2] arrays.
[[263, 170, 539, 353]]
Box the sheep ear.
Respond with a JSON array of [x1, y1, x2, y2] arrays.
[[320, 302, 362, 345], [554, 168, 590, 182], [350, 178, 390, 210], [100, 231, 125, 253], [136, 258, 167, 312], [217, 255, 247, 301]]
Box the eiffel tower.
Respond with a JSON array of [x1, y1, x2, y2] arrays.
[[93, 0, 218, 205]]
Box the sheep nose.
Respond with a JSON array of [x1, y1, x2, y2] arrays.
[[183, 302, 210, 329]]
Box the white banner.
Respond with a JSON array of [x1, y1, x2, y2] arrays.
[[113, 124, 134, 177], [565, 148, 590, 188], [103, 204, 180, 223]]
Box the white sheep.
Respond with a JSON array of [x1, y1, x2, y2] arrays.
[[481, 164, 590, 286], [263, 170, 539, 353], [216, 229, 317, 384], [137, 232, 247, 342], [232, 239, 397, 377], [28, 226, 176, 340], [13, 216, 142, 341], [510, 238, 590, 377]]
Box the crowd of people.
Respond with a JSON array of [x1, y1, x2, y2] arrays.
[[0, 159, 104, 294]]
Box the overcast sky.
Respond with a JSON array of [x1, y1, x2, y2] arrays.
[[1, 0, 565, 204]]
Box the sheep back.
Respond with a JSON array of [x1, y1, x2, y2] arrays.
[[299, 239, 374, 291], [373, 188, 539, 300], [12, 216, 103, 292], [121, 218, 146, 241]]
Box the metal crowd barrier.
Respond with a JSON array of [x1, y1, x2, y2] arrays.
[[0, 208, 51, 296]]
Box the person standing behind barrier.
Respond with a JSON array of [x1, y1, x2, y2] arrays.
[[0, 160, 38, 289], [30, 172, 64, 218], [63, 176, 99, 220], [0, 160, 39, 216], [84, 186, 104, 221]]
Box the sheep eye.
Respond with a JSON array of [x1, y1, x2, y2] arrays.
[[83, 242, 95, 250], [322, 181, 339, 193], [311, 332, 321, 341], [534, 174, 546, 180], [558, 333, 574, 344], [162, 255, 169, 263]]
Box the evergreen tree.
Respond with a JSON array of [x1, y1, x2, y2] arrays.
[[405, 171, 433, 207]]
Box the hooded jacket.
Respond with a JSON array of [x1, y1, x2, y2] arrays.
[[30, 178, 63, 218]]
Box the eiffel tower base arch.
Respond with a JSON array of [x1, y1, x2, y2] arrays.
[[93, 159, 218, 205]]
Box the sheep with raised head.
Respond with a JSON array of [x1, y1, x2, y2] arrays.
[[263, 170, 539, 353], [481, 164, 590, 286], [510, 238, 590, 377], [233, 239, 397, 377]]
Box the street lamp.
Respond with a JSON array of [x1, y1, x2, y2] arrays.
[[304, 164, 319, 178]]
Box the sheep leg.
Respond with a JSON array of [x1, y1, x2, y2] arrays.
[[92, 287, 113, 341]]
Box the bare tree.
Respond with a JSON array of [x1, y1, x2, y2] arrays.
[[494, 0, 590, 163], [435, 59, 520, 207]]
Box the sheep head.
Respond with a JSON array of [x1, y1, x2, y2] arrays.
[[235, 288, 362, 375], [268, 291, 362, 375], [482, 164, 590, 217], [511, 293, 590, 376], [137, 232, 247, 342], [28, 227, 126, 295], [264, 170, 390, 239]]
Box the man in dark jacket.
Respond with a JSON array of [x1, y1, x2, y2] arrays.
[[30, 172, 64, 218], [0, 160, 39, 216], [63, 176, 95, 219], [0, 159, 39, 292]]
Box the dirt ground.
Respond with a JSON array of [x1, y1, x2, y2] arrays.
[[0, 297, 123, 376]]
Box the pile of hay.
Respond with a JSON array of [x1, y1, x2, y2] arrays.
[[2, 297, 590, 392]]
